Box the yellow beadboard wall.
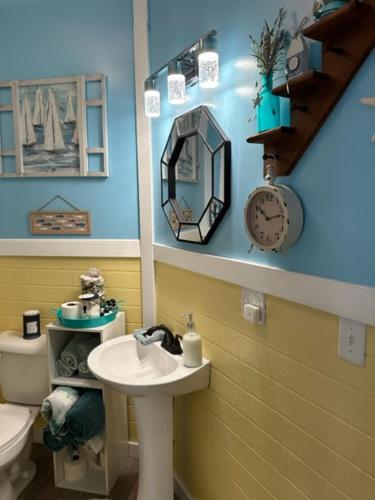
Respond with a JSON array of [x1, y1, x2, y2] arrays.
[[156, 262, 375, 500], [0, 256, 141, 440]]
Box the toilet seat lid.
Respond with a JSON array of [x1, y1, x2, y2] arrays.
[[0, 404, 31, 452]]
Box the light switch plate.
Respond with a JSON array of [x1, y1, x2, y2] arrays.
[[242, 288, 266, 324], [338, 317, 366, 367]]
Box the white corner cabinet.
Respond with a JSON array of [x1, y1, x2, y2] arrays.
[[46, 312, 128, 496]]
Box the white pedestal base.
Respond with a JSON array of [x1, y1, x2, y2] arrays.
[[133, 394, 173, 500]]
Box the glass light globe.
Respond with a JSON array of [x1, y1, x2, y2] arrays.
[[167, 74, 186, 104], [199, 51, 219, 89], [144, 89, 160, 118]]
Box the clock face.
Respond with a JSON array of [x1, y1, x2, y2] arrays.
[[246, 189, 286, 249]]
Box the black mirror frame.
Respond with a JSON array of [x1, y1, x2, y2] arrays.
[[160, 106, 231, 245]]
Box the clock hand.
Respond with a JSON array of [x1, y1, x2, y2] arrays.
[[268, 214, 283, 220], [259, 208, 271, 221]]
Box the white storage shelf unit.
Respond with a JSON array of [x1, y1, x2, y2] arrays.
[[46, 312, 127, 496]]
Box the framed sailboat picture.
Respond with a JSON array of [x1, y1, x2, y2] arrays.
[[0, 74, 108, 177]]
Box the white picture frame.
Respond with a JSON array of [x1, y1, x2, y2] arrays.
[[0, 74, 108, 177]]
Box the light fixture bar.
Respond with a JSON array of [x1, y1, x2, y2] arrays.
[[146, 29, 217, 89]]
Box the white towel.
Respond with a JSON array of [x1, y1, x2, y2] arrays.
[[41, 386, 79, 435]]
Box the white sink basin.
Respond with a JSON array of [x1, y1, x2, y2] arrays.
[[88, 335, 209, 396], [88, 334, 210, 500]]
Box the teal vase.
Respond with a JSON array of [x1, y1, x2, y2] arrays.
[[257, 73, 280, 133], [313, 1, 349, 20]]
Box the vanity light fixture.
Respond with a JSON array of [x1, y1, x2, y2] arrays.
[[144, 78, 160, 118], [168, 60, 186, 104], [198, 33, 219, 88], [144, 30, 217, 118]]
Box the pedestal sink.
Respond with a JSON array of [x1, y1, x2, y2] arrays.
[[88, 335, 210, 500]]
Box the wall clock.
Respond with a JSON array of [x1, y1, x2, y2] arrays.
[[244, 165, 304, 252]]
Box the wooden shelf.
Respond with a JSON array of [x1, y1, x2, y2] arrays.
[[272, 71, 329, 98], [247, 127, 295, 145], [303, 0, 365, 42], [246, 0, 375, 176]]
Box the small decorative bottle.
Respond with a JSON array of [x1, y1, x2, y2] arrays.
[[182, 312, 202, 368]]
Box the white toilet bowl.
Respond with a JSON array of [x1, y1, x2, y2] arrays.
[[0, 331, 48, 499], [0, 404, 40, 500]]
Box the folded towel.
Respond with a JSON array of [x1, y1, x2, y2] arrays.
[[43, 426, 77, 452], [56, 358, 76, 378], [65, 390, 105, 442], [78, 359, 95, 379], [41, 386, 80, 435], [76, 338, 100, 361], [87, 432, 105, 454], [61, 334, 89, 371], [133, 327, 165, 345]]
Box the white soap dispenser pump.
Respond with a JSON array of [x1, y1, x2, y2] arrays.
[[182, 312, 202, 368]]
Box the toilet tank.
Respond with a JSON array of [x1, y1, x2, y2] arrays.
[[0, 331, 49, 405]]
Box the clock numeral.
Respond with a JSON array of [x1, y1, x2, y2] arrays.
[[266, 194, 273, 202]]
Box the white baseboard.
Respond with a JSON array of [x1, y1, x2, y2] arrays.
[[154, 244, 375, 326], [127, 441, 193, 499], [174, 473, 193, 500], [0, 239, 140, 257], [128, 440, 139, 458]]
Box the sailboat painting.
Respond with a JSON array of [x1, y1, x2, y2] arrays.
[[19, 81, 80, 175]]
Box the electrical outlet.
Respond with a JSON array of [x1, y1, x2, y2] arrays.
[[242, 288, 266, 324], [338, 318, 366, 367]]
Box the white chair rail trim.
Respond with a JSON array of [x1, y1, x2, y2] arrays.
[[0, 239, 140, 258], [154, 243, 375, 326]]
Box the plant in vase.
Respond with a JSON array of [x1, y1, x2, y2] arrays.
[[249, 7, 289, 133]]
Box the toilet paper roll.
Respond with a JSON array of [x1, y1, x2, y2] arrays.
[[61, 301, 82, 320], [64, 453, 88, 482]]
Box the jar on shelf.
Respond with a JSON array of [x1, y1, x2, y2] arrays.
[[80, 268, 105, 298], [79, 293, 101, 319]]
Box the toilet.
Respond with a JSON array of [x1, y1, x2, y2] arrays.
[[0, 330, 49, 500]]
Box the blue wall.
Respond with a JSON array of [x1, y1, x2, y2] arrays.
[[149, 0, 375, 287], [0, 0, 139, 239]]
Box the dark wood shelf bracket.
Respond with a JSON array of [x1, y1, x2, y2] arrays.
[[246, 0, 375, 177]]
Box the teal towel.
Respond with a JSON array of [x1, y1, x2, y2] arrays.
[[41, 386, 80, 435], [43, 427, 76, 452], [78, 359, 95, 379], [76, 338, 100, 361], [56, 358, 76, 378], [65, 390, 105, 442], [60, 334, 88, 370], [133, 328, 165, 345]]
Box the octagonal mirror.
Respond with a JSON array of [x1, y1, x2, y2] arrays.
[[161, 106, 231, 244]]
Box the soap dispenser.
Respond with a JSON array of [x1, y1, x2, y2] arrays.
[[182, 312, 202, 368]]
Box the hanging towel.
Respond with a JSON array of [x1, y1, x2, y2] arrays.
[[78, 359, 95, 379], [76, 337, 100, 361], [41, 386, 80, 435], [65, 390, 105, 442], [60, 334, 89, 370], [56, 358, 76, 378], [133, 327, 165, 345]]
